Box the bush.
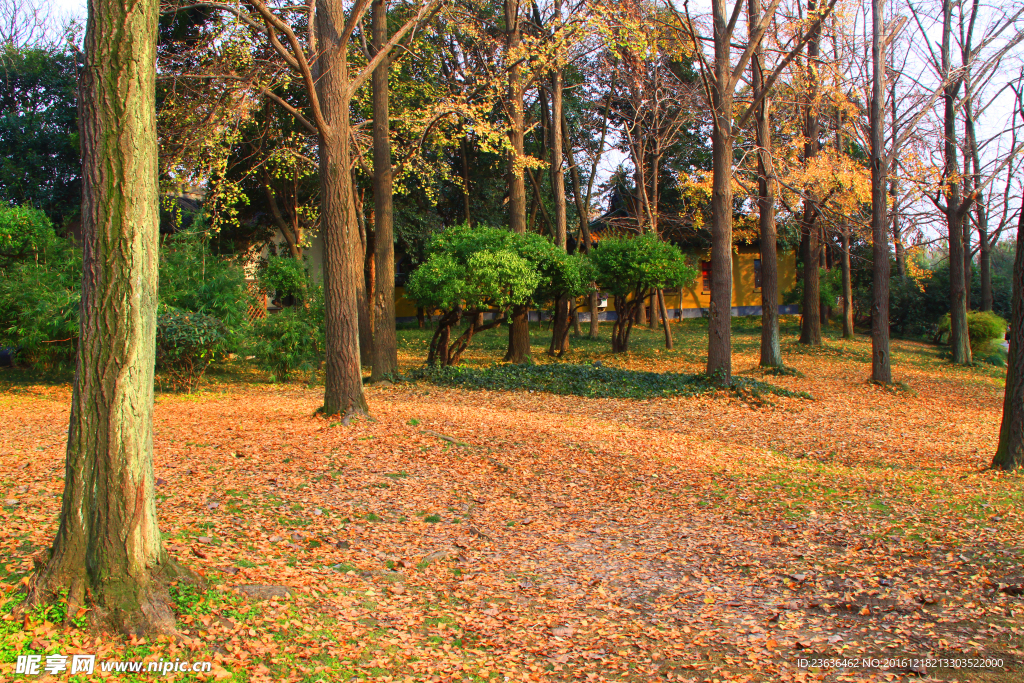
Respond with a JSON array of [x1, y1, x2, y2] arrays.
[[0, 237, 80, 369], [248, 302, 324, 381], [156, 308, 225, 392], [259, 255, 307, 305], [0, 205, 56, 266], [159, 226, 252, 349], [967, 311, 1006, 352], [936, 310, 1007, 353]]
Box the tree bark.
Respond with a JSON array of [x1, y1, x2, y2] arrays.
[[799, 0, 822, 347], [750, 0, 781, 368], [370, 0, 398, 381], [993, 197, 1024, 470], [870, 0, 892, 383], [26, 0, 195, 635], [707, 0, 734, 383], [317, 0, 370, 418]]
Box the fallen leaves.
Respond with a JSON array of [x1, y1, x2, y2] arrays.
[[0, 332, 1022, 681]]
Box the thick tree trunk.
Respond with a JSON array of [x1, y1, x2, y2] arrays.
[[799, 0, 822, 347], [26, 0, 194, 635], [707, 0, 734, 384], [841, 224, 854, 338], [548, 297, 571, 356], [370, 0, 398, 381], [942, 0, 971, 365], [870, 0, 891, 383], [993, 199, 1024, 470], [751, 0, 781, 368], [317, 2, 369, 418], [504, 305, 531, 362]]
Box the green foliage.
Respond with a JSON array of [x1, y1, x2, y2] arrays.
[[0, 237, 80, 369], [405, 224, 543, 316], [0, 205, 56, 266], [248, 284, 325, 381], [935, 310, 1007, 353], [156, 307, 226, 392], [259, 254, 308, 304], [412, 363, 811, 404], [158, 225, 251, 348], [966, 311, 1006, 352], [0, 45, 81, 226], [588, 234, 696, 297]]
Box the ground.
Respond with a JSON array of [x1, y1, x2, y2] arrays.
[[1, 317, 1022, 683]]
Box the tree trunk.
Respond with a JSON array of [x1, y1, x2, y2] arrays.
[[589, 291, 600, 338], [504, 305, 531, 362], [370, 0, 398, 381], [799, 220, 821, 344], [548, 296, 571, 356], [317, 1, 369, 418], [460, 137, 472, 226], [942, 0, 971, 365], [359, 212, 374, 367], [870, 0, 891, 383], [841, 224, 854, 338], [707, 0, 734, 384], [504, 0, 529, 360], [26, 0, 195, 635], [799, 0, 822, 347], [980, 231, 993, 311], [750, 0, 781, 368], [993, 197, 1024, 470], [658, 289, 673, 349]]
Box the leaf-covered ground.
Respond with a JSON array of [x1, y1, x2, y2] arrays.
[[1, 318, 1022, 682]]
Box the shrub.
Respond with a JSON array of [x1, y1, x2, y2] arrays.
[[259, 255, 308, 305], [248, 302, 324, 381], [936, 310, 1007, 353], [156, 308, 225, 392], [0, 237, 80, 369], [159, 226, 252, 349], [967, 311, 1006, 352], [0, 205, 56, 266]]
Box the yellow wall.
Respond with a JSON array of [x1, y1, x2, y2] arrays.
[[393, 246, 798, 319]]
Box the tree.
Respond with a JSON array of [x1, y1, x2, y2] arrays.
[[869, 0, 891, 383], [678, 0, 835, 383], [993, 193, 1024, 470], [798, 0, 824, 348], [748, 0, 780, 367], [503, 0, 531, 363], [0, 44, 81, 225], [172, 0, 439, 418], [589, 233, 695, 353], [370, 0, 398, 381], [407, 234, 540, 366], [23, 0, 195, 634]]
